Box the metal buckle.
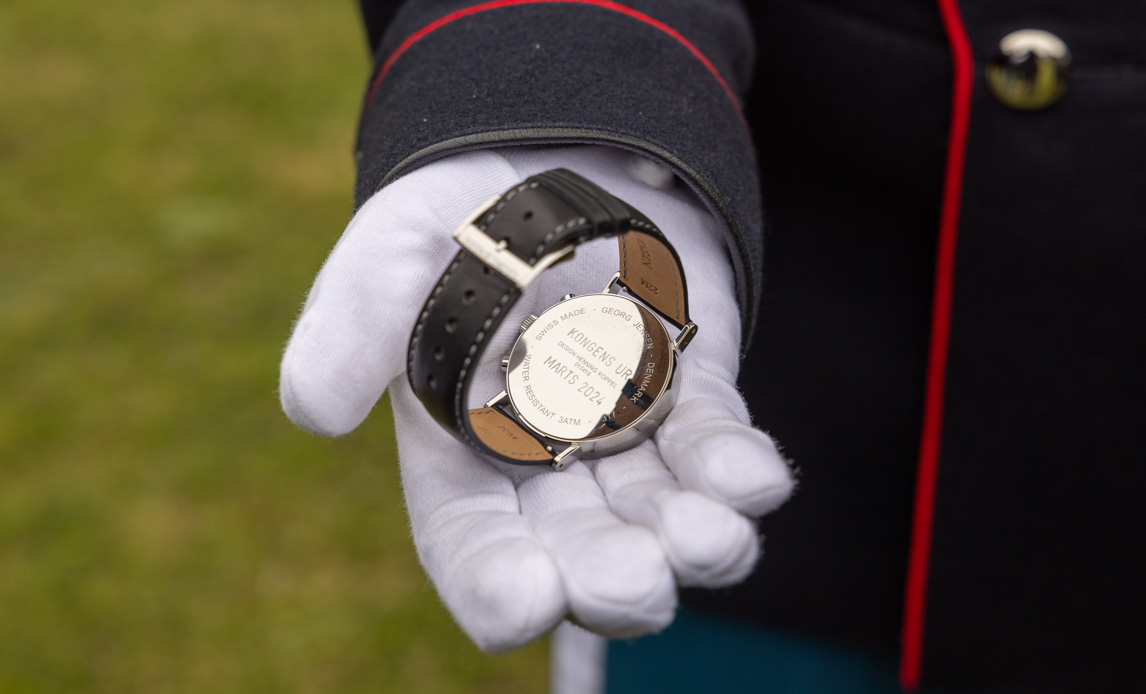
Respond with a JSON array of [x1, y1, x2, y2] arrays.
[[453, 196, 574, 289]]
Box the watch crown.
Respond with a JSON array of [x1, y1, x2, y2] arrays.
[[520, 314, 538, 332]]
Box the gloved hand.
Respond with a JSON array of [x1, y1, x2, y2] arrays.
[[279, 145, 793, 652]]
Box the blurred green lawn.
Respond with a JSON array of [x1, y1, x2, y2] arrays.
[[0, 0, 547, 691]]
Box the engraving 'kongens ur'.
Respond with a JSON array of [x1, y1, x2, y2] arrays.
[[565, 327, 617, 367]]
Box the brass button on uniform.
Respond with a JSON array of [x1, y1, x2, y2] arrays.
[[986, 29, 1072, 110]]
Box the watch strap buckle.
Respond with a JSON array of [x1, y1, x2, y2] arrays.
[[454, 196, 574, 289]]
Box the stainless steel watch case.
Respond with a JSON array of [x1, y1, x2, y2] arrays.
[[485, 272, 697, 471]]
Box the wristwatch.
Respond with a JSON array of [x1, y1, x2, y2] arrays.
[[407, 169, 697, 471]]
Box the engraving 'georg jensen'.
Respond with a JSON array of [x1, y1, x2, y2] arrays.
[[506, 293, 673, 442]]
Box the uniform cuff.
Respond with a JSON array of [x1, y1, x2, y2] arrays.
[[355, 0, 763, 346]]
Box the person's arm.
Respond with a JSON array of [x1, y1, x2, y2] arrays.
[[281, 145, 793, 651], [353, 0, 764, 346], [279, 2, 792, 652]]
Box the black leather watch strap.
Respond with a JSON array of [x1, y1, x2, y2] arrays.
[[407, 169, 689, 464]]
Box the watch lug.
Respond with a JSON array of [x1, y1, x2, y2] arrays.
[[602, 271, 622, 294], [549, 443, 580, 472], [562, 293, 576, 302], [499, 354, 510, 372], [673, 322, 698, 353], [484, 390, 509, 408]]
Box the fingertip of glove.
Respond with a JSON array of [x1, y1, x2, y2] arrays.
[[445, 536, 566, 653], [658, 492, 759, 587], [691, 425, 796, 517], [279, 348, 368, 437], [737, 475, 797, 517], [557, 521, 677, 638], [577, 607, 676, 642]]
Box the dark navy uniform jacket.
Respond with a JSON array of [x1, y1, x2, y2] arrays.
[[353, 1, 1146, 691]]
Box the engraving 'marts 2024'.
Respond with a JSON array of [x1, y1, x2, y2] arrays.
[[505, 293, 672, 441]]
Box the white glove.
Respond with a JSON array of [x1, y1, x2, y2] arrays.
[[279, 146, 793, 652]]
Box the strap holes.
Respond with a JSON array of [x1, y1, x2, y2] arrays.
[[463, 290, 476, 304], [427, 374, 437, 388], [433, 346, 444, 361], [523, 211, 533, 221], [482, 266, 492, 275], [445, 318, 458, 333]]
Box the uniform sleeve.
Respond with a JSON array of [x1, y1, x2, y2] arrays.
[[357, 0, 405, 53], [354, 0, 763, 344]]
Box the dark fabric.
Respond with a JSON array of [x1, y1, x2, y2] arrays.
[[685, 1, 1146, 692], [685, 0, 951, 654], [354, 0, 764, 344], [355, 0, 1146, 690], [921, 2, 1146, 691], [356, 0, 404, 52]]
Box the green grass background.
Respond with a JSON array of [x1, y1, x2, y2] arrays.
[[0, 0, 548, 690]]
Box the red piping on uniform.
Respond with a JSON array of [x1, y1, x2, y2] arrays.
[[900, 0, 974, 689], [363, 0, 741, 113]]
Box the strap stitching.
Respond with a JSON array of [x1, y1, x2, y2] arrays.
[[479, 181, 538, 230], [409, 255, 463, 375], [622, 223, 684, 324], [453, 213, 583, 458], [454, 293, 511, 449], [533, 217, 586, 261], [468, 409, 551, 458]]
